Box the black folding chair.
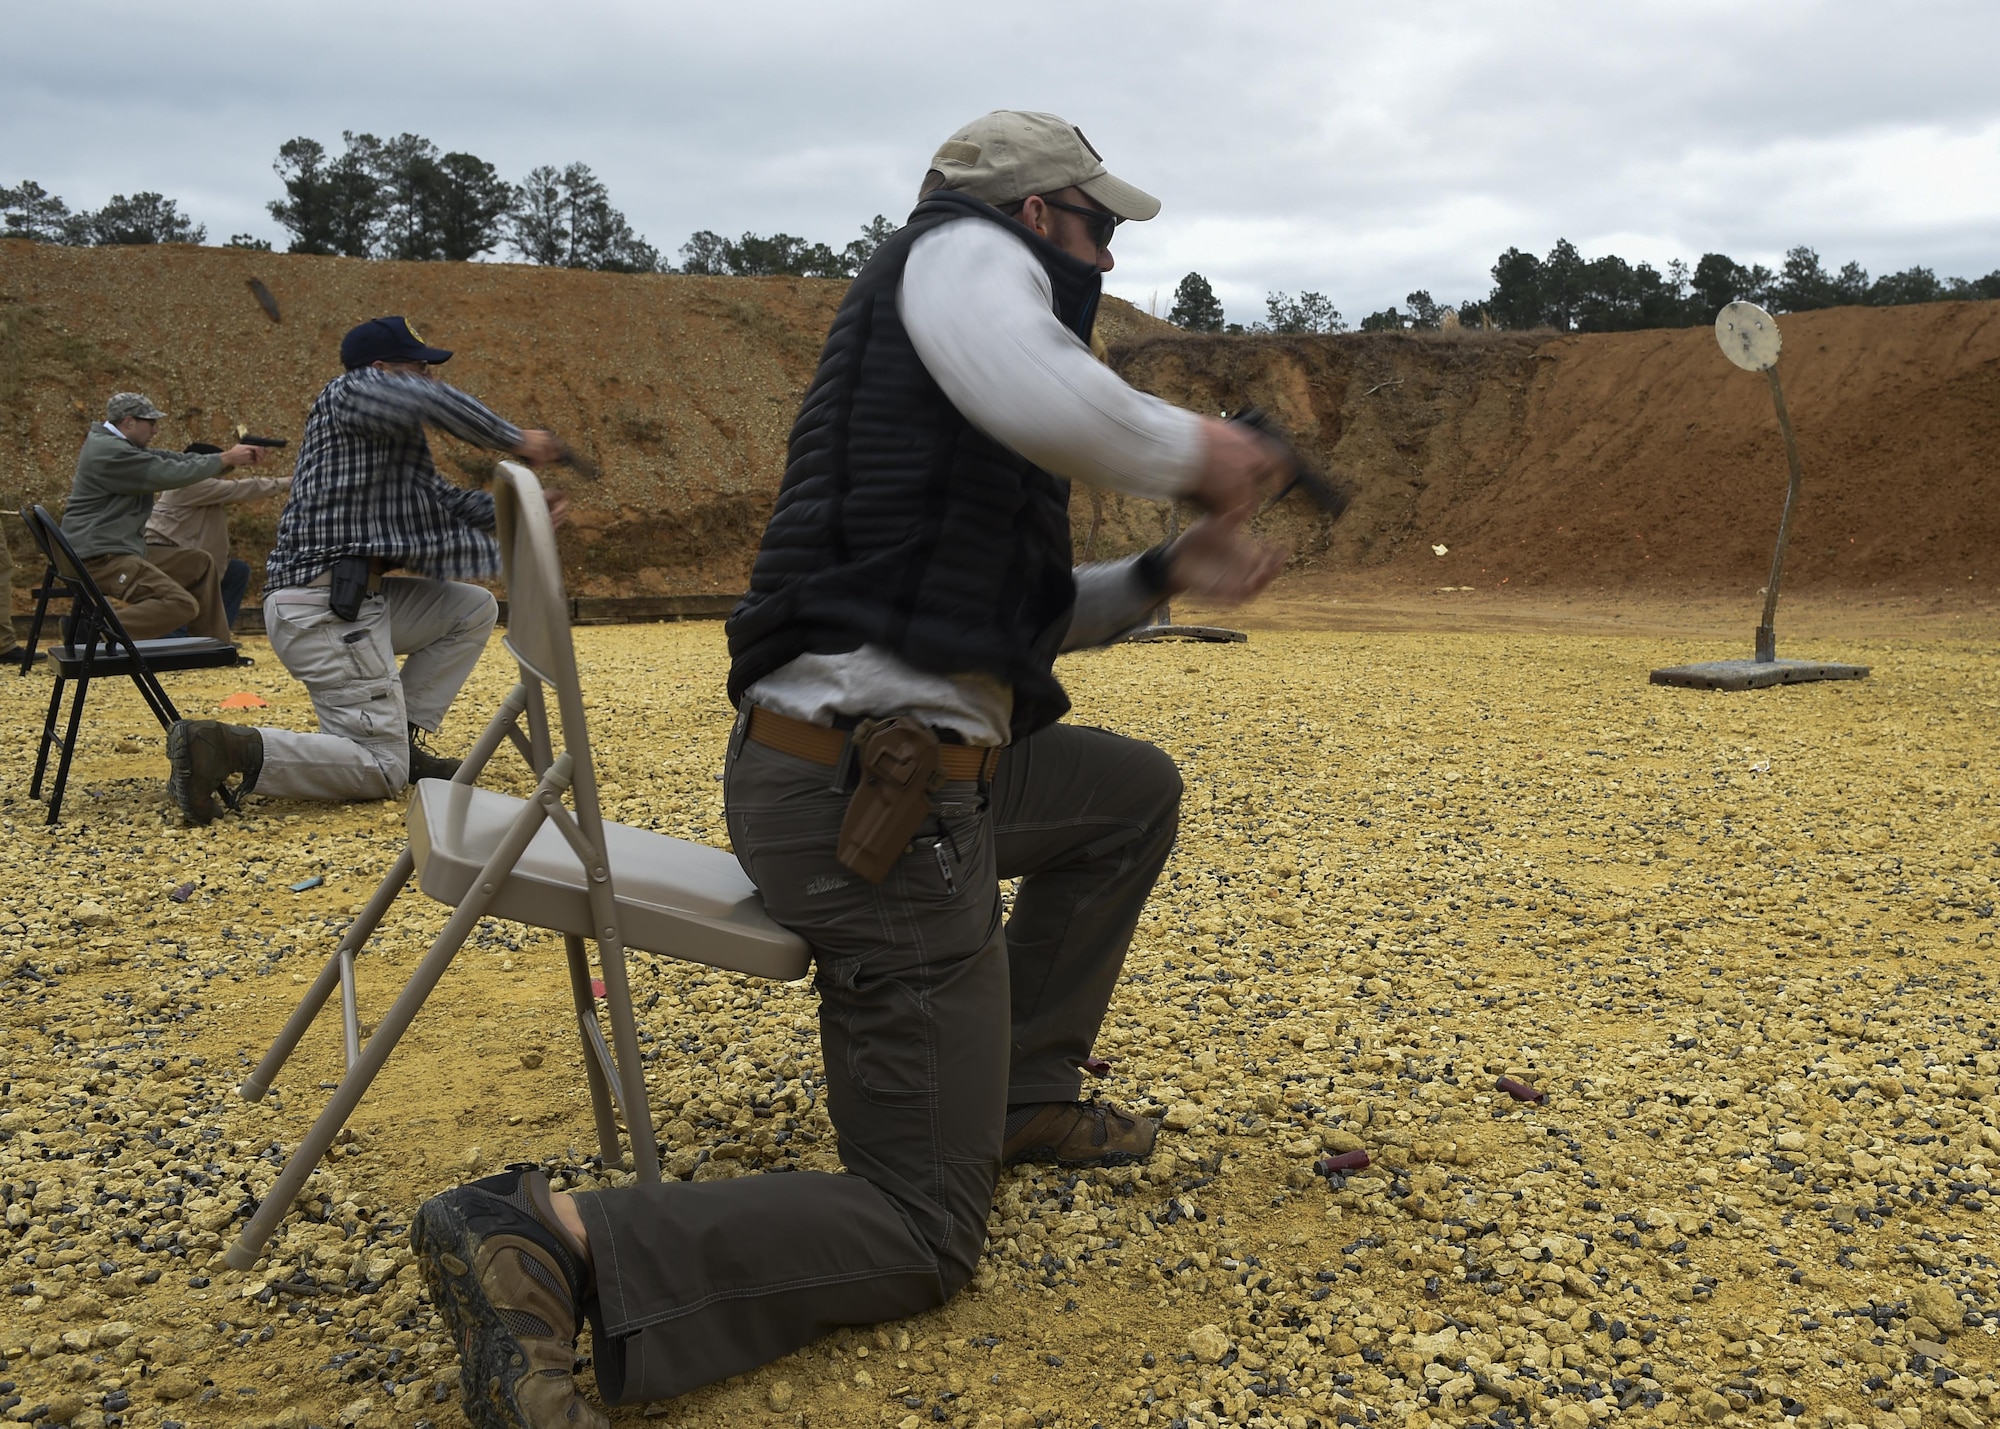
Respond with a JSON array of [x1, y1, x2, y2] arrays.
[[17, 505, 246, 824]]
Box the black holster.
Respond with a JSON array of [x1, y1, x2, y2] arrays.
[[328, 555, 373, 622]]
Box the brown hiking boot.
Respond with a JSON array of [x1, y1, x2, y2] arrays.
[[412, 1168, 607, 1429], [165, 719, 262, 825], [1003, 1101, 1160, 1168]]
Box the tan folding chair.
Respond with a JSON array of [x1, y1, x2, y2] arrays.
[[224, 462, 808, 1269]]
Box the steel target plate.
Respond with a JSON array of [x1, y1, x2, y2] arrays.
[[1716, 301, 1781, 372]]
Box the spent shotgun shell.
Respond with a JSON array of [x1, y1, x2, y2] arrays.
[[1496, 1076, 1547, 1104]]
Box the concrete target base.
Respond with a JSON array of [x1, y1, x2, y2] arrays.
[[1649, 658, 1870, 691], [1122, 625, 1249, 644]]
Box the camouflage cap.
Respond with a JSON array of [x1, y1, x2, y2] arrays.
[[106, 392, 166, 422], [929, 111, 1160, 221]]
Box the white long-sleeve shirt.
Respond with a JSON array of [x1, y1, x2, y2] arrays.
[[744, 216, 1206, 745]]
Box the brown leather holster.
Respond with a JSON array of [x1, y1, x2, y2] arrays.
[[836, 716, 945, 883]]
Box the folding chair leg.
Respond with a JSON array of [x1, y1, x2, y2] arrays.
[[239, 688, 528, 1102], [537, 797, 661, 1184], [462, 682, 532, 781], [242, 850, 416, 1100], [564, 933, 625, 1168], [30, 676, 64, 798], [130, 668, 181, 732], [338, 947, 363, 1070], [596, 938, 661, 1184], [45, 673, 91, 825], [224, 755, 573, 1270], [18, 567, 53, 675]]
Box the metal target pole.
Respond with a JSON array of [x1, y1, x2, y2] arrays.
[[1648, 302, 1869, 692], [1754, 365, 1806, 663]]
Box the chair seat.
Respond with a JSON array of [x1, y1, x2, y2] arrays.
[[52, 637, 240, 676], [407, 779, 810, 981]]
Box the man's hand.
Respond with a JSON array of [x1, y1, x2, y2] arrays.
[[545, 489, 570, 529], [1165, 507, 1287, 604], [1189, 417, 1287, 517], [513, 430, 564, 466], [220, 444, 263, 469]]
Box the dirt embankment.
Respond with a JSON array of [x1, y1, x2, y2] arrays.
[[0, 241, 852, 597], [1113, 303, 2000, 599], [5, 240, 1996, 604]]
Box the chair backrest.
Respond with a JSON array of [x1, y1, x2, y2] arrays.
[[491, 463, 610, 845], [21, 504, 136, 650], [22, 504, 86, 584]]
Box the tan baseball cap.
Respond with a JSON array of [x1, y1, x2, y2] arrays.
[[929, 110, 1160, 221]]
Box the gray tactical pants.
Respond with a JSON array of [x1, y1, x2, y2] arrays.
[[573, 719, 1182, 1403], [255, 576, 496, 802]]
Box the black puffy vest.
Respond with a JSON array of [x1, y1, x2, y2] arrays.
[[725, 189, 1102, 739]]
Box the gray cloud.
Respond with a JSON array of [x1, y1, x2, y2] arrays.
[[5, 0, 1996, 325]]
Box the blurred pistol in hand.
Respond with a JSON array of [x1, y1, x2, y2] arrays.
[[551, 439, 599, 481], [232, 424, 289, 449], [1229, 405, 1352, 519]]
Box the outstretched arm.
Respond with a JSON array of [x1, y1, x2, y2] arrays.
[[901, 219, 1288, 522], [157, 474, 292, 508], [329, 370, 526, 451], [1061, 508, 1287, 652]]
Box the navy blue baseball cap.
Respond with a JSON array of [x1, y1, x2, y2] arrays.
[[339, 316, 453, 370]]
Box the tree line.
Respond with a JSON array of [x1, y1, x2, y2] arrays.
[[11, 159, 1996, 330], [1168, 282, 1357, 335], [267, 134, 661, 270], [3, 133, 896, 278], [1166, 240, 2000, 337], [0, 181, 215, 247], [1473, 239, 2000, 332]]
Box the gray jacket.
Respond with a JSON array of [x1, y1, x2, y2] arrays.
[[61, 426, 225, 561]]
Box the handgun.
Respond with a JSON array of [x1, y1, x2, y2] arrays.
[[552, 439, 599, 481], [1229, 405, 1352, 519], [233, 425, 289, 449]]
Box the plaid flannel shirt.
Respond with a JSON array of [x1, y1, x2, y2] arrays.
[[264, 369, 523, 591]]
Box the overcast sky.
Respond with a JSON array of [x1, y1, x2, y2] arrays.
[[7, 0, 1998, 326]]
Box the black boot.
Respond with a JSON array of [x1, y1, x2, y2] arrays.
[[408, 723, 462, 783], [166, 720, 263, 825]]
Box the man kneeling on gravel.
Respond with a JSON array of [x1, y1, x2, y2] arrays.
[[165, 316, 567, 823], [411, 111, 1288, 1428]]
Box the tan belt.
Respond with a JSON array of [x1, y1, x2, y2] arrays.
[[746, 706, 1000, 782]]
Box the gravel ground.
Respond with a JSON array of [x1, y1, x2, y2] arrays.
[[2, 623, 1995, 1429]]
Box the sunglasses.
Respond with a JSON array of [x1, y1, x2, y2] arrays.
[[1038, 196, 1122, 249]]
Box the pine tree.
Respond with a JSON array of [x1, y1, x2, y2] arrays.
[[85, 193, 205, 245], [840, 215, 897, 275], [0, 181, 83, 243], [1167, 272, 1224, 332], [1262, 291, 1344, 334]]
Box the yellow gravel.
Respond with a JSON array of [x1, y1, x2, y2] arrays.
[[2, 623, 1997, 1429]]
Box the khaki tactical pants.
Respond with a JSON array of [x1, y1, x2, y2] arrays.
[[84, 547, 229, 643], [573, 719, 1182, 1402], [256, 577, 497, 802]]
